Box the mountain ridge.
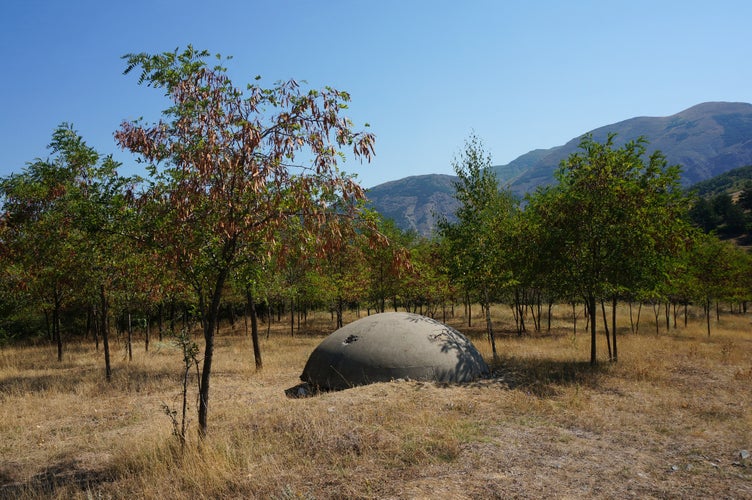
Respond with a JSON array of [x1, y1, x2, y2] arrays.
[[366, 102, 752, 236]]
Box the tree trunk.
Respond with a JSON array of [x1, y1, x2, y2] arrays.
[[636, 302, 642, 333], [127, 311, 133, 362], [100, 284, 112, 382], [92, 305, 99, 351], [684, 302, 688, 327], [611, 296, 617, 362], [629, 301, 635, 334], [145, 317, 150, 352], [600, 300, 612, 361], [158, 302, 164, 342], [266, 302, 272, 339], [336, 296, 344, 329], [53, 299, 62, 362], [571, 302, 577, 336], [198, 268, 229, 439], [588, 294, 597, 365], [483, 289, 497, 361], [169, 299, 176, 334], [290, 297, 295, 337], [705, 298, 711, 337], [247, 289, 262, 370], [465, 290, 472, 327]]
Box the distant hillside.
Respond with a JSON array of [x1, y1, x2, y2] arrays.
[[367, 102, 752, 237], [494, 102, 752, 196], [688, 164, 752, 197], [365, 174, 458, 236]]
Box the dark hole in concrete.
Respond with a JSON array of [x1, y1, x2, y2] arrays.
[[343, 334, 358, 345]]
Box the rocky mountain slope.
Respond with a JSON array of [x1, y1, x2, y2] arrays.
[[365, 174, 459, 236], [366, 102, 752, 236], [495, 102, 752, 195]]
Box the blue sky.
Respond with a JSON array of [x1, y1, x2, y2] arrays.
[[1, 0, 751, 188]]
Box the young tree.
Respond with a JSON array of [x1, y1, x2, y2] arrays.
[[686, 232, 746, 335], [363, 216, 413, 313], [438, 134, 518, 359], [0, 124, 137, 366], [115, 46, 375, 437], [526, 134, 689, 364]]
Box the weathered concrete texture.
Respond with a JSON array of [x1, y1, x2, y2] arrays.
[[301, 312, 489, 390]]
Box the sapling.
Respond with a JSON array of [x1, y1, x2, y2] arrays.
[[162, 328, 200, 451]]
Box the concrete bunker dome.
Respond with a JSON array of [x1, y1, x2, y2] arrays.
[[301, 312, 489, 390]]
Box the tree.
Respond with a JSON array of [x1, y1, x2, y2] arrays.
[[686, 232, 749, 335], [0, 124, 136, 367], [363, 216, 413, 313], [527, 134, 689, 364], [438, 134, 518, 359], [115, 46, 375, 437]]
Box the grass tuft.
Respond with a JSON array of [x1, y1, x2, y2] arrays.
[[1, 304, 751, 498]]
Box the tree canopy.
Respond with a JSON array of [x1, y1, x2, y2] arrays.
[[115, 46, 377, 437]]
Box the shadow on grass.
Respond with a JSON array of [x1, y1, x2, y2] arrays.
[[0, 363, 182, 396], [0, 458, 115, 498], [485, 355, 609, 398]]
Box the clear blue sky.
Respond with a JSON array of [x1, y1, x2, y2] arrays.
[[2, 0, 751, 188]]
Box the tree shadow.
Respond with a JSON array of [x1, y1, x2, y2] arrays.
[[0, 458, 114, 497], [0, 364, 182, 396], [485, 355, 608, 398]]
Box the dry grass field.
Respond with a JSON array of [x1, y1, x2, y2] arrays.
[[1, 304, 751, 499]]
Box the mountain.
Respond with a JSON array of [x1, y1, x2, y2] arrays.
[[365, 174, 459, 236], [495, 102, 752, 195], [367, 102, 752, 236]]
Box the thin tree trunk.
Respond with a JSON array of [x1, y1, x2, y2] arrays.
[[611, 296, 617, 362], [705, 299, 711, 337], [169, 299, 175, 334], [158, 302, 164, 342], [588, 295, 597, 366], [672, 302, 678, 329], [290, 297, 294, 337], [247, 289, 262, 370], [465, 290, 472, 327], [571, 302, 577, 336], [484, 290, 497, 361], [629, 301, 635, 334], [716, 301, 720, 322], [600, 300, 612, 361], [92, 305, 100, 351], [198, 267, 229, 439], [127, 311, 133, 362], [53, 298, 62, 362], [684, 302, 688, 327], [636, 302, 642, 333], [101, 284, 112, 382], [266, 303, 272, 339]]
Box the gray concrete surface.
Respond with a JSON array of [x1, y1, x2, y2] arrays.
[[301, 312, 489, 390]]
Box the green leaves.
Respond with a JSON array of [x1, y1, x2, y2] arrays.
[[439, 133, 518, 304]]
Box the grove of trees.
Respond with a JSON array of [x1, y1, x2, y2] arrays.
[[2, 46, 752, 437]]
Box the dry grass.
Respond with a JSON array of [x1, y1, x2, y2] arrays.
[[1, 304, 751, 499]]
